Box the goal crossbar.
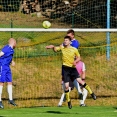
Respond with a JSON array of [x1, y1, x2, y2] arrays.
[[0, 28, 117, 32]]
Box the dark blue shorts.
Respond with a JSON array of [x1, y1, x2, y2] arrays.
[[0, 65, 12, 82], [62, 65, 80, 83], [61, 65, 64, 76]]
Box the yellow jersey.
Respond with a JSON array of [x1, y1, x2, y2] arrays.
[[55, 46, 80, 67]]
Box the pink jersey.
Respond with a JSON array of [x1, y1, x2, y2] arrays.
[[76, 61, 86, 75]]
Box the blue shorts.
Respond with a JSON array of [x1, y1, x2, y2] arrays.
[[0, 65, 12, 82]]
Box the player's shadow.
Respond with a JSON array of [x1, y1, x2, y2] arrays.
[[46, 111, 68, 114], [113, 107, 117, 109], [46, 111, 79, 114], [0, 116, 4, 117]]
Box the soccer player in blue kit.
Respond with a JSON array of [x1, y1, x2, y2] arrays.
[[0, 38, 17, 109], [67, 29, 80, 48]]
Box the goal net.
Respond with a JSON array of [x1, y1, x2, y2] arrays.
[[0, 0, 117, 108], [1, 28, 117, 108]]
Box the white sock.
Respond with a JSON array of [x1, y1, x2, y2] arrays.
[[80, 88, 88, 104], [58, 93, 65, 106], [0, 85, 3, 101], [7, 85, 13, 100]]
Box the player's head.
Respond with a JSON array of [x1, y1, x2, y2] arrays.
[[8, 38, 17, 49], [67, 29, 75, 40], [63, 36, 71, 46]]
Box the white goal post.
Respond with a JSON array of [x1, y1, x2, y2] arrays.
[[0, 28, 117, 32]]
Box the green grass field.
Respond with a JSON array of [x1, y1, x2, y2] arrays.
[[0, 106, 117, 117]]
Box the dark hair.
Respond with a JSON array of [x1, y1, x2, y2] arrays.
[[64, 36, 71, 41], [67, 29, 75, 35]]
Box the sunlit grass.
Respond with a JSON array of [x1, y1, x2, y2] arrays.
[[0, 106, 117, 117]]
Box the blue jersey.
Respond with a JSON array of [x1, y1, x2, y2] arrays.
[[71, 39, 80, 49], [63, 39, 80, 49], [0, 45, 14, 66]]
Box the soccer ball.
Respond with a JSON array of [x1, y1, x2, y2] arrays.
[[42, 21, 51, 29]]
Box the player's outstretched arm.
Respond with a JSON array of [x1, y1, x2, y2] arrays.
[[45, 45, 57, 52], [46, 45, 54, 49]]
